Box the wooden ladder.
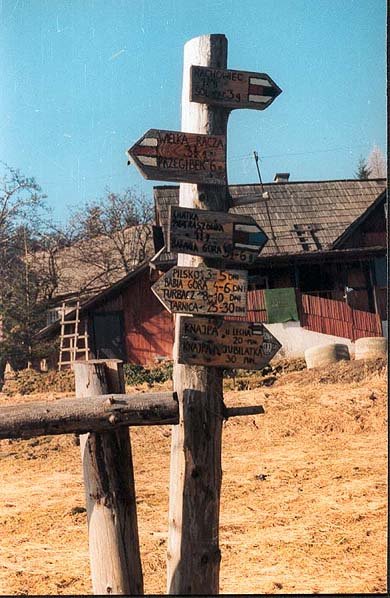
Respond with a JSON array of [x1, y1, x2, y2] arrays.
[[58, 300, 90, 370]]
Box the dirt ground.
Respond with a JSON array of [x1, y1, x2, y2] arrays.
[[0, 358, 387, 595]]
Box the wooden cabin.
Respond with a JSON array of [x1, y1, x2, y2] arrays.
[[37, 177, 387, 365]]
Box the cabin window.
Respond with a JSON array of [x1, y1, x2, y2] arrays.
[[46, 307, 62, 326], [248, 274, 268, 290], [299, 264, 332, 293], [91, 311, 126, 361]]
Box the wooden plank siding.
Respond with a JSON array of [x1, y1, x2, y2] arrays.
[[300, 294, 382, 341], [228, 288, 268, 322], [85, 275, 383, 365], [122, 269, 174, 365], [376, 288, 388, 321], [231, 289, 382, 341]]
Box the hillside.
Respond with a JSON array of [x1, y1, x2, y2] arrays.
[[0, 358, 387, 594]]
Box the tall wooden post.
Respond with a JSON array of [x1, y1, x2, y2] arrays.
[[167, 34, 229, 594], [74, 359, 144, 595]]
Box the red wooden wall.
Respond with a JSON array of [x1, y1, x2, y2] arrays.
[[228, 289, 267, 322], [98, 274, 382, 365], [231, 289, 383, 341], [300, 293, 382, 341], [122, 269, 174, 365]]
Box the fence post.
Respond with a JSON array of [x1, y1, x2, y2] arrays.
[[74, 359, 143, 595]]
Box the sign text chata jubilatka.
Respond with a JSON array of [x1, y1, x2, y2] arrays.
[[178, 317, 282, 370]]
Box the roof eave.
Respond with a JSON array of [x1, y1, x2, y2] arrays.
[[35, 261, 150, 340], [331, 190, 387, 249]]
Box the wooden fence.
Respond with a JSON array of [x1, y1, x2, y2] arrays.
[[229, 288, 267, 322], [300, 293, 382, 341], [231, 289, 383, 341]]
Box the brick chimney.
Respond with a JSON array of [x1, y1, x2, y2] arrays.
[[273, 172, 290, 183]]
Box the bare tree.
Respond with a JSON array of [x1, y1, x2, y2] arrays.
[[0, 162, 45, 247], [367, 145, 386, 178], [28, 227, 75, 301], [0, 177, 155, 371], [68, 189, 154, 293], [0, 164, 52, 368]]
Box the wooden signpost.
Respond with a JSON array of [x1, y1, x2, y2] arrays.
[[151, 266, 247, 316], [127, 128, 226, 184], [191, 66, 282, 110], [168, 205, 268, 264], [125, 33, 282, 596], [178, 317, 281, 369]]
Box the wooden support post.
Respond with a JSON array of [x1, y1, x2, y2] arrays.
[[368, 260, 379, 315], [167, 34, 229, 594], [74, 360, 144, 595]]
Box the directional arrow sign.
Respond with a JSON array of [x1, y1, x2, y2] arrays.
[[168, 206, 268, 265], [178, 317, 282, 370], [127, 129, 226, 185], [152, 266, 248, 316], [190, 66, 282, 110]]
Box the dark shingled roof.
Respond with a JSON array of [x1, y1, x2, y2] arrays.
[[153, 178, 386, 262]]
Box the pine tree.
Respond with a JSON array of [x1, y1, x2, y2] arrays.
[[355, 156, 371, 180]]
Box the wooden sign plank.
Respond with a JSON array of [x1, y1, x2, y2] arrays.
[[151, 266, 248, 316], [190, 66, 282, 110], [178, 317, 282, 370], [168, 206, 268, 265], [127, 129, 226, 185]]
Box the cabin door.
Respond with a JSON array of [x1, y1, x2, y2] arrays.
[[91, 311, 126, 361]]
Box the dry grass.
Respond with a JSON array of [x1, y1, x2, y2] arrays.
[[0, 359, 387, 594]]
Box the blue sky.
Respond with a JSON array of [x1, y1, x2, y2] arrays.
[[0, 0, 386, 223]]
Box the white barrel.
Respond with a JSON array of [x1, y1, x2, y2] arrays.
[[305, 343, 350, 369], [355, 336, 387, 360]]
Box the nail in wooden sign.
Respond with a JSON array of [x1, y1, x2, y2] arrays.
[[152, 266, 248, 316], [178, 317, 282, 370], [168, 206, 268, 264], [127, 129, 226, 185], [190, 66, 282, 110]]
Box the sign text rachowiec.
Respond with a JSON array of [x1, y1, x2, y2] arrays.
[[190, 66, 282, 111]]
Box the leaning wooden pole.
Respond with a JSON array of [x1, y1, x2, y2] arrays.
[[74, 360, 144, 595], [167, 34, 229, 594]]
